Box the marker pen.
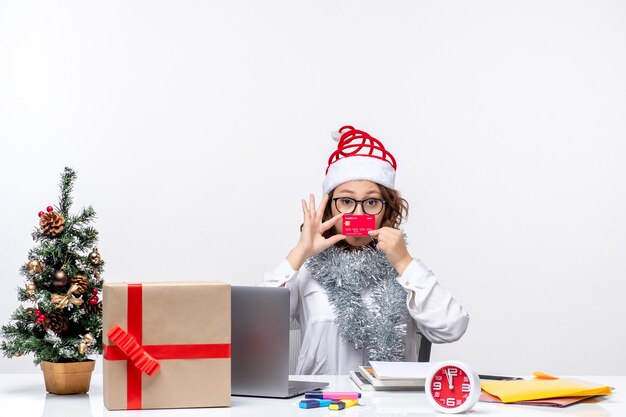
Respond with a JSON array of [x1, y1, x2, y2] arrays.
[[479, 374, 524, 381], [329, 399, 359, 410], [304, 391, 362, 400], [299, 399, 333, 409]]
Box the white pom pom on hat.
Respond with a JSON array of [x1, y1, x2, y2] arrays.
[[330, 130, 343, 142], [322, 125, 397, 195]]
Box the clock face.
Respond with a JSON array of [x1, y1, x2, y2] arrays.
[[428, 365, 473, 409]]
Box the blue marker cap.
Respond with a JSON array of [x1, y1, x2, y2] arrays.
[[299, 399, 333, 409]]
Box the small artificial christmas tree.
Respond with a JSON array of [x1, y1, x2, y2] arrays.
[[1, 167, 104, 369]]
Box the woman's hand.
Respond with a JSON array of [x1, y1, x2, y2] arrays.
[[286, 194, 346, 270], [368, 227, 413, 275]]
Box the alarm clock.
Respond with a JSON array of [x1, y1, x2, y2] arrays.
[[425, 361, 481, 414]]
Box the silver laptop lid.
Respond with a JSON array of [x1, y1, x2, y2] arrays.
[[231, 286, 290, 397]]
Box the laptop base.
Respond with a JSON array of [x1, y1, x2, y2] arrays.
[[231, 379, 329, 399]]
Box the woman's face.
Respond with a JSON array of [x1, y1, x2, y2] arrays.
[[331, 180, 385, 247]]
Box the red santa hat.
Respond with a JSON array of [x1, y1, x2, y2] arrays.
[[322, 125, 397, 195]]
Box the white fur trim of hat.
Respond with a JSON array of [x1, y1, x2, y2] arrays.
[[322, 125, 397, 195]]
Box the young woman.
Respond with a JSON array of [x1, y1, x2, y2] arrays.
[[264, 125, 469, 375]]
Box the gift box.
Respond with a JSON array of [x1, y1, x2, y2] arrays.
[[102, 281, 231, 410]]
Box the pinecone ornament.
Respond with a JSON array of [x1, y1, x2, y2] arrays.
[[69, 275, 89, 295], [43, 313, 68, 334], [39, 211, 65, 237], [84, 301, 102, 316]]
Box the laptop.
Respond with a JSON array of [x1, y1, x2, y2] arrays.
[[231, 286, 328, 398]]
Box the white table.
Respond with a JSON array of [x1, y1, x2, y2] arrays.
[[0, 374, 621, 417]]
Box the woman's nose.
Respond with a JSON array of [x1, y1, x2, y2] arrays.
[[354, 202, 366, 215]]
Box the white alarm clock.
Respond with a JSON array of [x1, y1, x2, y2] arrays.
[[425, 361, 481, 414]]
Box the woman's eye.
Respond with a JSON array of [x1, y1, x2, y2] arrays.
[[366, 199, 377, 206], [341, 198, 354, 205]]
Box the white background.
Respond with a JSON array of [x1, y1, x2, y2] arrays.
[[1, 1, 625, 375]]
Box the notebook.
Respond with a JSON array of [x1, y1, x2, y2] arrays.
[[231, 286, 328, 398]]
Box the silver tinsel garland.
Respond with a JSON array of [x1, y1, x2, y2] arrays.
[[306, 243, 408, 362]]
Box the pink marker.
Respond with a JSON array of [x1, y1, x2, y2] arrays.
[[304, 391, 362, 400]]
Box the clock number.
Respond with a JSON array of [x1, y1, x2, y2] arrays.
[[448, 368, 458, 377], [446, 398, 456, 407], [432, 381, 442, 391], [462, 383, 471, 393]]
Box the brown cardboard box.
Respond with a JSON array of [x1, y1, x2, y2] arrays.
[[102, 282, 230, 410]]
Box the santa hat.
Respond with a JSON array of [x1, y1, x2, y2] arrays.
[[322, 125, 397, 195]]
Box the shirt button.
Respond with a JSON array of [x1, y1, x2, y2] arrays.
[[285, 274, 289, 278], [405, 281, 410, 286]]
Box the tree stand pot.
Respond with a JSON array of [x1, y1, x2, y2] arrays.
[[40, 360, 95, 394]]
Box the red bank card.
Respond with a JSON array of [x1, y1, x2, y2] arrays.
[[342, 215, 376, 236]]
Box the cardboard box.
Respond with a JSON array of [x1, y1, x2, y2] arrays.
[[103, 282, 230, 410]]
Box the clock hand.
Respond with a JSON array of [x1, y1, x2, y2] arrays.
[[446, 369, 454, 390]]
